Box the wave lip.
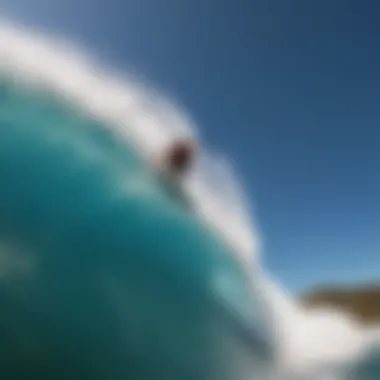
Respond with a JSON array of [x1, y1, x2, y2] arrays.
[[0, 19, 259, 268]]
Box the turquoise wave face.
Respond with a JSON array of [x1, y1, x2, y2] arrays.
[[0, 79, 269, 379], [349, 346, 380, 380]]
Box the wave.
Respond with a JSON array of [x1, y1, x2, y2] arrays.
[[0, 20, 378, 379]]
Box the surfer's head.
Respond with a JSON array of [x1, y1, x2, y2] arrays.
[[160, 140, 197, 177]]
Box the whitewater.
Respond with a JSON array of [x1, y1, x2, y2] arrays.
[[0, 20, 378, 380]]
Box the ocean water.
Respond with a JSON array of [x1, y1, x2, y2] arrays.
[[0, 21, 378, 380], [0, 77, 273, 379]]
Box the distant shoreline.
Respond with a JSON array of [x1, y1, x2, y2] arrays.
[[300, 283, 380, 326]]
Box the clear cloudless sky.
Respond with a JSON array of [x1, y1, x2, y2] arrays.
[[1, 0, 379, 292]]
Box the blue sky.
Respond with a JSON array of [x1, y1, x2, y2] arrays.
[[1, 0, 379, 292]]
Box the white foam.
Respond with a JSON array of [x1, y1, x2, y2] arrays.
[[0, 20, 258, 264], [0, 19, 378, 380], [250, 271, 380, 379]]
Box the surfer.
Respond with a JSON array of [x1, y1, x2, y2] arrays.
[[160, 139, 197, 177], [155, 139, 197, 207]]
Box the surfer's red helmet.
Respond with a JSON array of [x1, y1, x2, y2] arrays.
[[162, 140, 197, 176]]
